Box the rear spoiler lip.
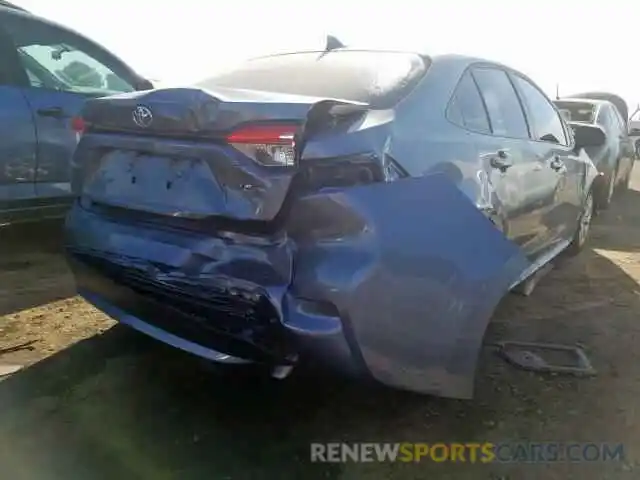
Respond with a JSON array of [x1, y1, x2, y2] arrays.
[[81, 86, 371, 142], [199, 85, 369, 107], [86, 85, 369, 108]]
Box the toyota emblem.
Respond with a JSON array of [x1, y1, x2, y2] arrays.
[[132, 105, 153, 128]]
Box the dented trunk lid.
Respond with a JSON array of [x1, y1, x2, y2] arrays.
[[78, 87, 366, 223], [82, 86, 327, 136]]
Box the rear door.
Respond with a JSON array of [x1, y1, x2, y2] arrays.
[[509, 72, 581, 245], [0, 10, 139, 204], [0, 23, 37, 213], [470, 66, 552, 259]]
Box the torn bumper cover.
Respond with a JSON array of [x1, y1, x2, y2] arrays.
[[65, 173, 529, 399]]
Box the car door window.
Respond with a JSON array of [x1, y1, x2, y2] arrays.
[[596, 106, 613, 132], [511, 74, 568, 145], [472, 67, 529, 139], [611, 107, 627, 135], [602, 106, 623, 138], [2, 14, 135, 96], [447, 71, 491, 134]]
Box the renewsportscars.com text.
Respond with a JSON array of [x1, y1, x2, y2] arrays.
[[310, 442, 625, 463]]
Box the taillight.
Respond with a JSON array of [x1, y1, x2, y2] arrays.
[[71, 116, 86, 139], [227, 124, 297, 167]]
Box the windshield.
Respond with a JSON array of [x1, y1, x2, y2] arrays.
[[197, 50, 429, 108], [553, 101, 596, 123]]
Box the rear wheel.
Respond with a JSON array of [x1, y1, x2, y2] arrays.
[[564, 189, 594, 257]]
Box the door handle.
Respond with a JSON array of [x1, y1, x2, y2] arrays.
[[36, 106, 69, 119], [490, 150, 513, 171], [549, 156, 565, 172]]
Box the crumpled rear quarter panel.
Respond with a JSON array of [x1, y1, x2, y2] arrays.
[[287, 173, 530, 399]]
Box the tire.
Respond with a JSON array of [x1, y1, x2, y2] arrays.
[[564, 189, 594, 257]]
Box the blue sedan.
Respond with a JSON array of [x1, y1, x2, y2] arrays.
[[64, 44, 604, 399]]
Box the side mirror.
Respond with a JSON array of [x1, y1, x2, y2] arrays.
[[570, 122, 606, 150], [134, 77, 154, 91]]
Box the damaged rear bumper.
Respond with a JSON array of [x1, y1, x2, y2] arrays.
[[65, 175, 530, 399], [66, 245, 359, 370], [65, 207, 363, 378]]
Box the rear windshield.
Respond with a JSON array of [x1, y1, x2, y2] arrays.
[[553, 101, 596, 123], [197, 50, 429, 109]]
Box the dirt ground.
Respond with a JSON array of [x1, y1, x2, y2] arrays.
[[2, 171, 640, 480]]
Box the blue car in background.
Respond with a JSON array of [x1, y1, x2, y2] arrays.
[[65, 46, 606, 399], [0, 2, 152, 225]]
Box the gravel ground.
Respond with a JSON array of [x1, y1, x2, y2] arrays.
[[1, 170, 640, 479]]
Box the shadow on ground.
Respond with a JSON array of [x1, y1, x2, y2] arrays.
[[1, 189, 640, 479], [0, 220, 73, 317]]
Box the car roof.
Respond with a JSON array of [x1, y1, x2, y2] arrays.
[[248, 49, 525, 76], [0, 1, 28, 12], [248, 47, 431, 62], [250, 49, 498, 65]]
